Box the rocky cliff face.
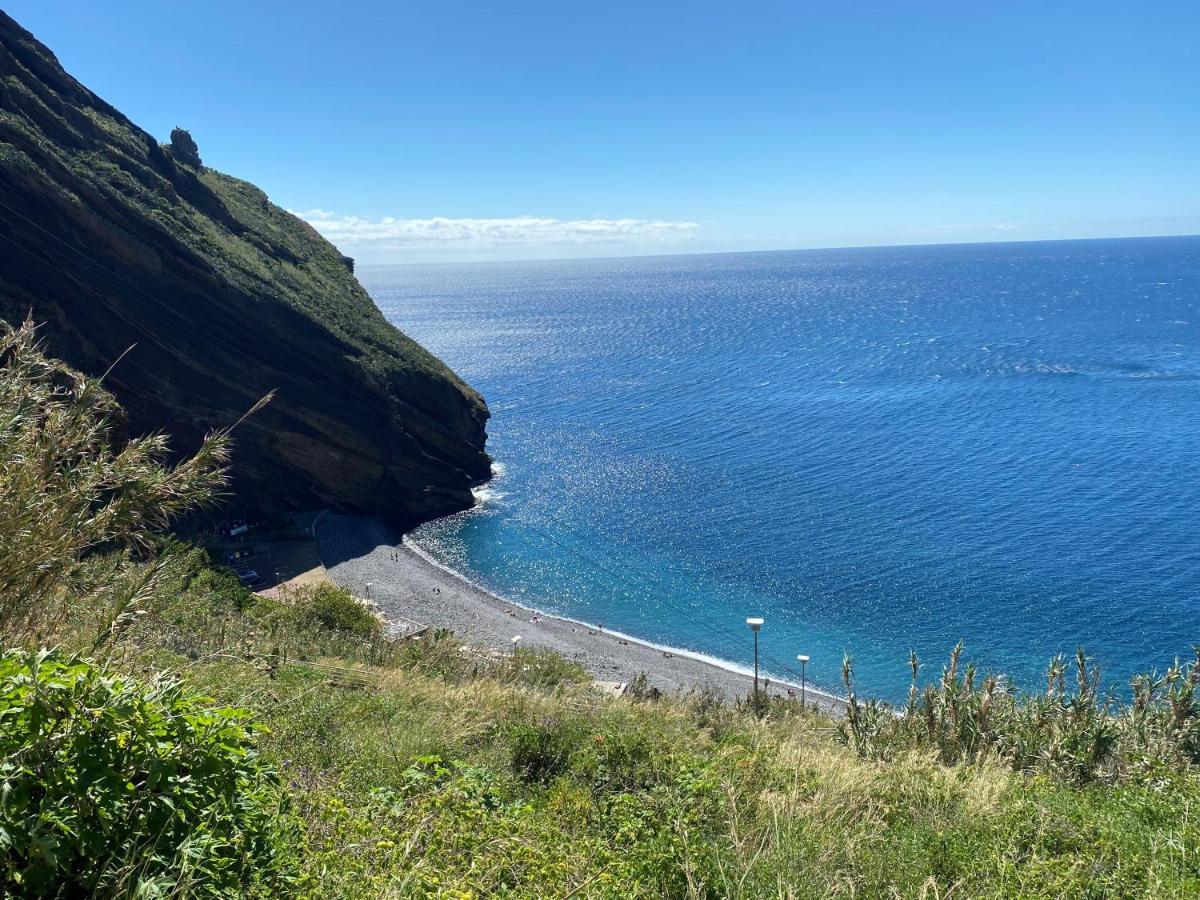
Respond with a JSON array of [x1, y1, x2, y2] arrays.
[[0, 12, 490, 523]]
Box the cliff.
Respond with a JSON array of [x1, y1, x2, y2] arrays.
[[0, 12, 490, 522]]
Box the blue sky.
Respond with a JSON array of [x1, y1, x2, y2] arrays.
[[8, 1, 1197, 262]]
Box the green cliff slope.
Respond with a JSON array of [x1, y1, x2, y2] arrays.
[[0, 11, 489, 521]]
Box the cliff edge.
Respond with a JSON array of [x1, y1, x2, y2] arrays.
[[0, 12, 490, 522]]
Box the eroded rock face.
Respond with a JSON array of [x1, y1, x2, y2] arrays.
[[0, 11, 490, 524], [169, 127, 202, 168]]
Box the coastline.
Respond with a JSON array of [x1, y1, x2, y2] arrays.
[[314, 512, 843, 712]]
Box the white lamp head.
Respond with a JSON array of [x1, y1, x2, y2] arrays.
[[511, 635, 523, 644], [746, 617, 764, 632], [797, 654, 810, 664]]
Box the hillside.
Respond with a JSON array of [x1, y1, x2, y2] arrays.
[[0, 10, 489, 521]]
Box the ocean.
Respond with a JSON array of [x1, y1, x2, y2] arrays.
[[361, 236, 1200, 702]]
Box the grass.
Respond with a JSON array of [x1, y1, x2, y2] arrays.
[[162, 628, 1200, 897], [9, 546, 1200, 898], [103, 557, 1200, 897]]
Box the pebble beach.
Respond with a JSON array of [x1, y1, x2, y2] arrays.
[[314, 512, 841, 711]]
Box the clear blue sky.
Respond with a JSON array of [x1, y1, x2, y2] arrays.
[[7, 1, 1197, 262]]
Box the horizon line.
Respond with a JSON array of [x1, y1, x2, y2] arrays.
[[356, 230, 1200, 269]]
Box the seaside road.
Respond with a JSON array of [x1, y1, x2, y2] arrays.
[[314, 512, 843, 713]]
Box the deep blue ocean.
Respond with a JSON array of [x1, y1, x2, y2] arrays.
[[362, 236, 1200, 701]]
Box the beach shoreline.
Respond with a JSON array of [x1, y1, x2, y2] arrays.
[[314, 511, 843, 712]]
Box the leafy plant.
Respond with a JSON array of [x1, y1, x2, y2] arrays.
[[501, 645, 590, 690], [508, 717, 588, 784], [0, 649, 296, 898], [283, 582, 380, 637]]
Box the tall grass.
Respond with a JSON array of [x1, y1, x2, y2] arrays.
[[840, 641, 1200, 783], [0, 317, 236, 647]]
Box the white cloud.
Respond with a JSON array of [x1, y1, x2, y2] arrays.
[[293, 209, 701, 249]]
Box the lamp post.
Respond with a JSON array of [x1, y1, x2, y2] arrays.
[[746, 617, 764, 716], [365, 582, 372, 601], [797, 654, 810, 708], [511, 635, 523, 656]]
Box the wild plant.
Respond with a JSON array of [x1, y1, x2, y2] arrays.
[[0, 317, 260, 647], [838, 652, 896, 758], [0, 649, 295, 896], [839, 641, 1200, 784]]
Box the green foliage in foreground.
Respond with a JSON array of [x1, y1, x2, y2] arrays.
[[126, 565, 1200, 898], [0, 649, 295, 898], [15, 546, 1200, 898], [177, 632, 1200, 899]]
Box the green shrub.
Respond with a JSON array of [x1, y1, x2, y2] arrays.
[[575, 725, 660, 793], [190, 564, 257, 613], [0, 650, 295, 898], [508, 717, 588, 784], [286, 583, 379, 637], [390, 633, 590, 688], [501, 646, 590, 690]]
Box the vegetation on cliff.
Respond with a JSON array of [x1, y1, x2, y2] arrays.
[[0, 10, 489, 521], [4, 319, 1200, 898]]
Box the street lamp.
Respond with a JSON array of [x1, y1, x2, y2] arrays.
[[511, 635, 523, 656], [746, 617, 764, 715], [365, 582, 372, 600], [797, 654, 810, 708]]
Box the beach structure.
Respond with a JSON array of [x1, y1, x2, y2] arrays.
[[221, 519, 250, 538]]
